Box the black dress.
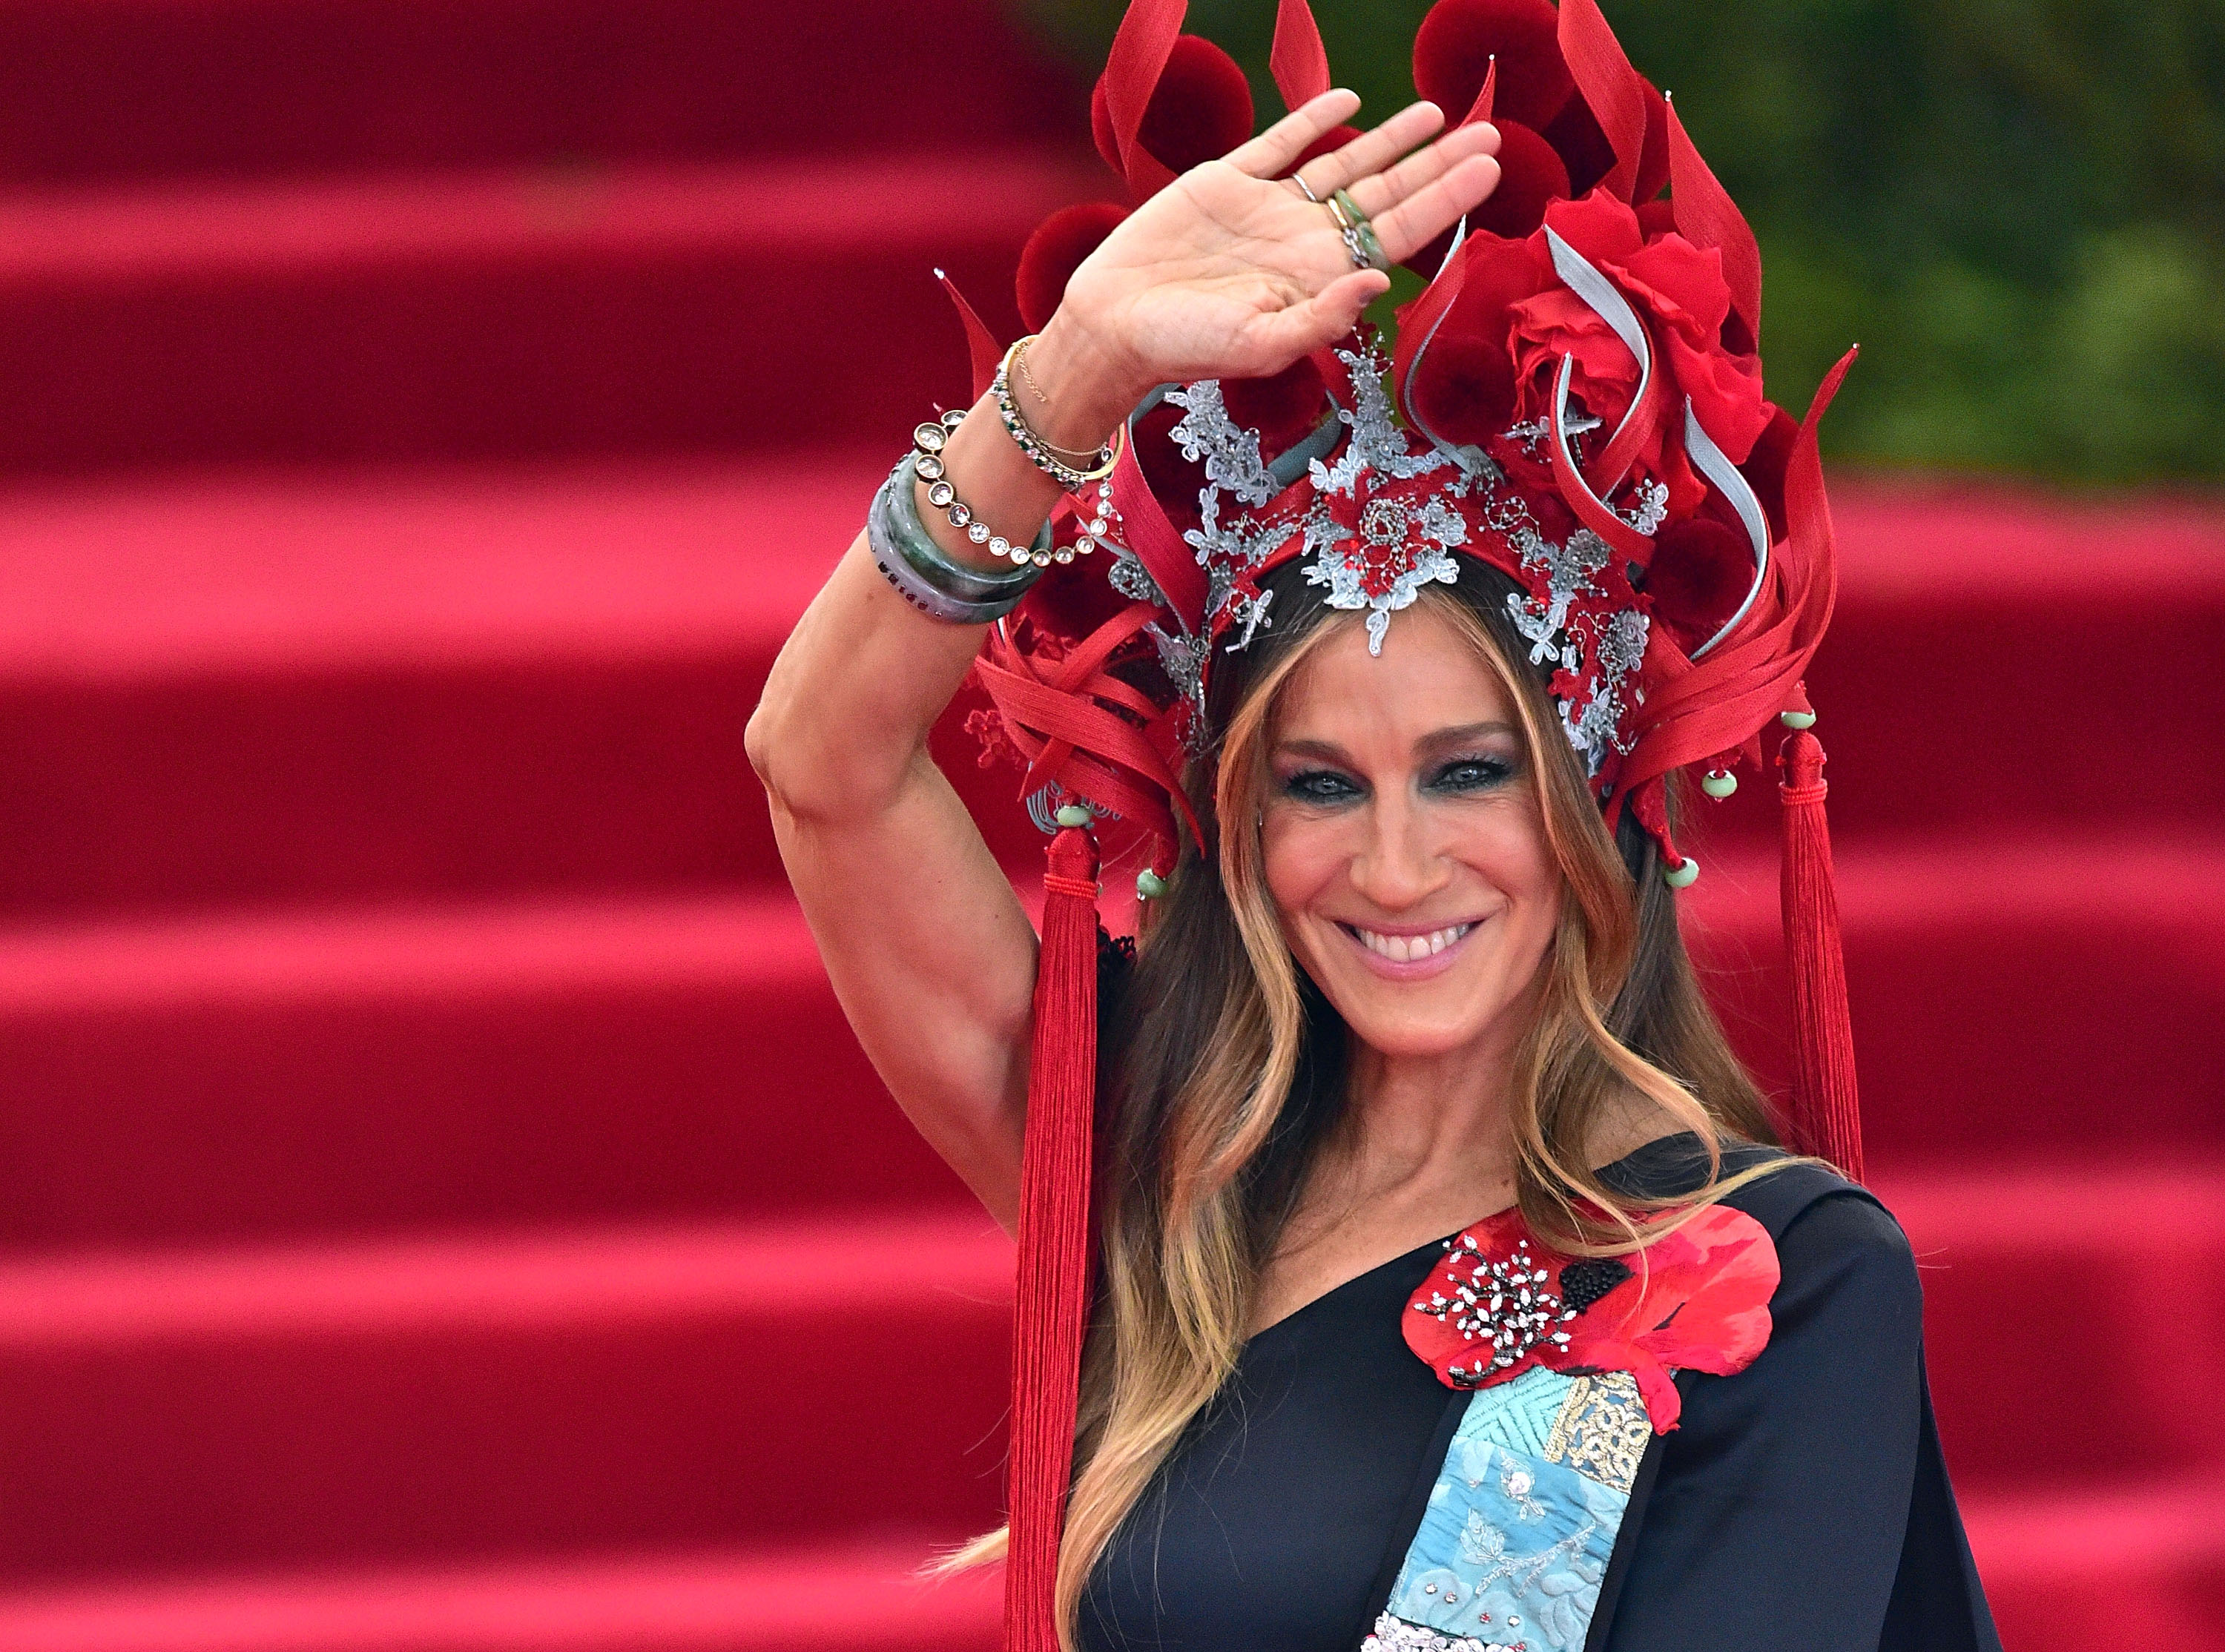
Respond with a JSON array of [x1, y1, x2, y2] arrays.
[[1078, 1134, 2001, 1651]]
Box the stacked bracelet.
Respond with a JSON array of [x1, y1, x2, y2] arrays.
[[992, 337, 1124, 492], [869, 455, 1043, 624]]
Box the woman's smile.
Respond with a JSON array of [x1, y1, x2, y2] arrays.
[[1338, 918, 1482, 977]]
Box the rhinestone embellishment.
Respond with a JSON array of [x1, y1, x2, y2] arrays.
[[1411, 1237, 1576, 1387]]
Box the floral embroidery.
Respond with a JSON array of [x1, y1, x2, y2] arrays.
[[1403, 1204, 1779, 1433]]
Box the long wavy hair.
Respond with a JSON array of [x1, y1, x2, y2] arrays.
[[943, 557, 1784, 1648]]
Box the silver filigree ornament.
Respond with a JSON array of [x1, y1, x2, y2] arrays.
[[1302, 491, 1468, 655]]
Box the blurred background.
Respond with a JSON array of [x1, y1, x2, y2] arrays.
[[0, 1, 2214, 1650]]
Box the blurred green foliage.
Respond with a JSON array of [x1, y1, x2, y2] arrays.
[[1018, 0, 2225, 481]]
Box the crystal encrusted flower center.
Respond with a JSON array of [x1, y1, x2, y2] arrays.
[[1412, 1236, 1577, 1388]]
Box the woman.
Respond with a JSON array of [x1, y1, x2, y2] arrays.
[[748, 1, 1999, 1647]]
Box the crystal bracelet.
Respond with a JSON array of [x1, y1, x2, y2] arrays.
[[868, 460, 1041, 625], [911, 407, 1095, 570], [990, 338, 1123, 492], [885, 452, 1048, 592]]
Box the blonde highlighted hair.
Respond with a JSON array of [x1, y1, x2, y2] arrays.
[[940, 559, 1784, 1647]]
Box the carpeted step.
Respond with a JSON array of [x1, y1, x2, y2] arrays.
[[1683, 831, 2225, 1167], [0, 455, 1043, 919], [1962, 1472, 2225, 1650], [0, 153, 1093, 472], [0, 836, 2213, 1249], [0, 465, 2215, 919], [0, 0, 1075, 188], [0, 891, 981, 1249], [1876, 1162, 2225, 1496], [0, 1214, 1014, 1582], [0, 1169, 2211, 1585], [0, 1542, 1002, 1652]]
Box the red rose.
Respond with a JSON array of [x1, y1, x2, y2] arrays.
[[1503, 194, 1770, 515]]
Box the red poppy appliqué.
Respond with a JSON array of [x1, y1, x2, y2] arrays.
[[1404, 1202, 1780, 1433]]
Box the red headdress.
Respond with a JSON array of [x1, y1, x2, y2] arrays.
[[958, 4, 1862, 1645]]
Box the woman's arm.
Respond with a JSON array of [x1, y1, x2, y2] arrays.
[[746, 93, 1503, 1232]]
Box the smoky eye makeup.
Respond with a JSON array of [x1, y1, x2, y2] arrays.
[[1427, 751, 1523, 793], [1278, 766, 1366, 804]]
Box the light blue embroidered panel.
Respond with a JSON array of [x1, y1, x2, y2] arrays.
[[1360, 1367, 1652, 1652]]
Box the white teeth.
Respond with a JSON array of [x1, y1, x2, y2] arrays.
[[1353, 922, 1474, 962]]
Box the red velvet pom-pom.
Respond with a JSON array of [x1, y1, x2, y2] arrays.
[[1646, 515, 1755, 656], [1091, 35, 1254, 182], [1017, 202, 1131, 334], [1543, 76, 1668, 201], [1413, 0, 1574, 133], [1148, 35, 1256, 174], [1468, 119, 1569, 238], [1224, 356, 1330, 454], [1543, 93, 1615, 196], [1131, 400, 1210, 530], [1407, 329, 1517, 447]]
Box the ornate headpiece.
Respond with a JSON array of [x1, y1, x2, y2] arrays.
[[945, 4, 1863, 1646]]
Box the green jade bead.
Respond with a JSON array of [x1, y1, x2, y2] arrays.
[[1053, 804, 1094, 830], [1701, 770, 1738, 799], [1779, 708, 1818, 730], [1664, 857, 1701, 890], [1136, 869, 1170, 900]]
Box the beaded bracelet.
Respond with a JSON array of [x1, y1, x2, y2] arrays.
[[991, 337, 1123, 492], [868, 458, 1043, 625], [911, 407, 1097, 571]]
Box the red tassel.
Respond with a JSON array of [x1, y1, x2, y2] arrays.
[[1777, 724, 1863, 1180], [1003, 825, 1103, 1652]]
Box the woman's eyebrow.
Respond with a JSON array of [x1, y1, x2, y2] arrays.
[[1418, 720, 1520, 752], [1271, 738, 1352, 764]]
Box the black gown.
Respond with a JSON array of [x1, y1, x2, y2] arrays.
[[1078, 1133, 2001, 1651]]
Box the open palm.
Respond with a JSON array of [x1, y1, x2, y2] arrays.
[[1061, 92, 1503, 389]]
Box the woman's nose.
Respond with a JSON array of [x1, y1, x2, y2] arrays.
[[1346, 789, 1450, 911]]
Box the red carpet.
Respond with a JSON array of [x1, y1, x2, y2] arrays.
[[0, 5, 2216, 1648]]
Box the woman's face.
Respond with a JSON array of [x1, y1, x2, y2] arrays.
[[1259, 602, 1563, 1063]]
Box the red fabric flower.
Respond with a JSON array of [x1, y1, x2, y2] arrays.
[[1403, 1201, 1779, 1433], [1502, 194, 1770, 515]]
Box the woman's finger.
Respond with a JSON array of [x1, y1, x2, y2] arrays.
[[1223, 88, 1362, 179], [1366, 153, 1503, 263], [1343, 119, 1500, 221], [1289, 100, 1446, 199], [1243, 269, 1391, 366]]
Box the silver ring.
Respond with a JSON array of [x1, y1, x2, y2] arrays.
[[1290, 172, 1322, 205]]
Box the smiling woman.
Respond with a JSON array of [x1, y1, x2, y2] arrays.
[[745, 1, 2000, 1648]]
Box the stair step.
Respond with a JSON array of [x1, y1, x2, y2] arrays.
[[0, 891, 983, 1248], [0, 1215, 1013, 1580], [1962, 1472, 2225, 1649], [1684, 831, 2224, 1165], [0, 0, 1076, 188], [1876, 1162, 2225, 1491], [0, 835, 2212, 1249], [0, 1542, 1000, 1651], [0, 454, 1038, 919], [1, 468, 2215, 919], [0, 153, 1094, 471]]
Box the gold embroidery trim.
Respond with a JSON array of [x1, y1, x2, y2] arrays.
[[1543, 1370, 1648, 1493]]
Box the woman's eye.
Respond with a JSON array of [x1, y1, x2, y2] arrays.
[[1431, 756, 1516, 793], [1282, 769, 1362, 804]]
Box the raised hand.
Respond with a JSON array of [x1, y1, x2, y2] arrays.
[[1051, 91, 1503, 401]]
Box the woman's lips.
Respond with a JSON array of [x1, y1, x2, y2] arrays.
[[1336, 919, 1479, 978]]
